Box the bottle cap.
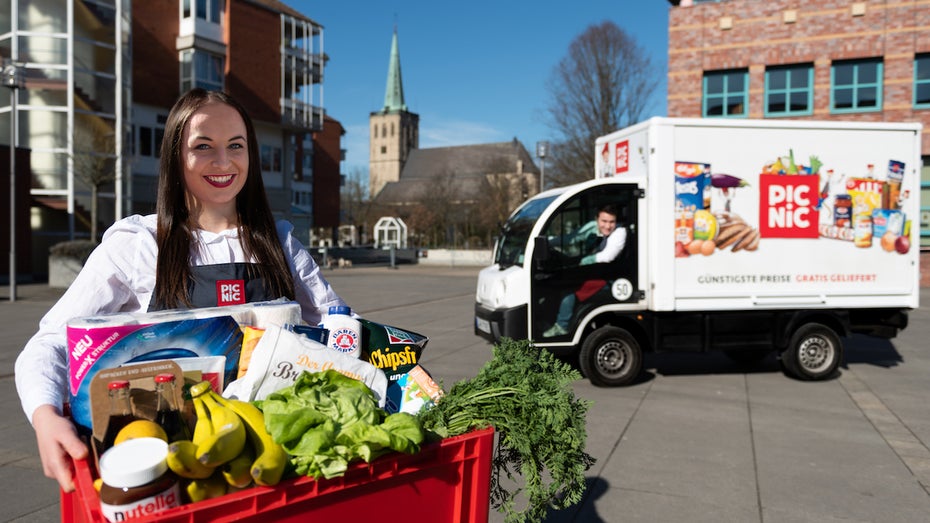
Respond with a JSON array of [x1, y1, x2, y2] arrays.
[[154, 373, 176, 384], [328, 305, 351, 315], [108, 380, 130, 390], [99, 437, 169, 488]]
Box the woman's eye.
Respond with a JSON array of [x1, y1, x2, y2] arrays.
[[229, 143, 244, 150], [195, 143, 211, 150]]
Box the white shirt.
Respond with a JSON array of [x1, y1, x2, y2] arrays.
[[593, 226, 627, 264], [14, 214, 349, 423]]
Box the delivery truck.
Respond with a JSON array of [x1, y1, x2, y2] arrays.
[[474, 117, 922, 386]]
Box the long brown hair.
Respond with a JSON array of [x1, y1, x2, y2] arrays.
[[153, 88, 296, 309]]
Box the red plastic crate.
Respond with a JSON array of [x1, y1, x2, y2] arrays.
[[62, 426, 494, 523]]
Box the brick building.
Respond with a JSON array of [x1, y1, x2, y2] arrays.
[[133, 0, 338, 245], [668, 0, 930, 280]]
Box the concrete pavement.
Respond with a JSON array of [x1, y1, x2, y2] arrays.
[[1, 265, 929, 522]]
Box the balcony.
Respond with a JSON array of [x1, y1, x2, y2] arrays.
[[284, 47, 323, 80], [281, 98, 323, 132]]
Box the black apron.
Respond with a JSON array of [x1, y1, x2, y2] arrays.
[[148, 262, 273, 311]]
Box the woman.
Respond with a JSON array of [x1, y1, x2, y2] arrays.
[[15, 88, 350, 491]]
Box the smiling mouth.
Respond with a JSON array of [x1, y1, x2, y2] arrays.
[[204, 174, 236, 187]]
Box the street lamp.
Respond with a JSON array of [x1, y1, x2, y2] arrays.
[[4, 60, 24, 302], [535, 140, 548, 193]]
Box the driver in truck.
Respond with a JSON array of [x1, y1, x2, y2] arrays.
[[543, 203, 627, 337]]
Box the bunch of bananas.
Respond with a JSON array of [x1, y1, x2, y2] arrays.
[[165, 381, 289, 503]]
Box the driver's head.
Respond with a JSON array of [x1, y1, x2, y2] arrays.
[[596, 204, 618, 237]]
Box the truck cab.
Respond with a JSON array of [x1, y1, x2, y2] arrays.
[[475, 178, 646, 385]]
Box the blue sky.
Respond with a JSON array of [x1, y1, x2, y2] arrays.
[[289, 1, 672, 177]]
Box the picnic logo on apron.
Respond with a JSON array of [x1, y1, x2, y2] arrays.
[[216, 279, 246, 306]]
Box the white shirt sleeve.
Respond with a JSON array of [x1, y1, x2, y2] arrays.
[[15, 215, 156, 424], [276, 221, 351, 326], [594, 227, 627, 264]]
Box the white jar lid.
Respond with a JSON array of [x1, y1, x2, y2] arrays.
[[99, 437, 169, 488]]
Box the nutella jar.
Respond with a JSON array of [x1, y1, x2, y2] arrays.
[[98, 437, 181, 522]]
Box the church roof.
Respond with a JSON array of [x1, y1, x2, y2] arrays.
[[380, 31, 407, 113], [375, 139, 540, 204]]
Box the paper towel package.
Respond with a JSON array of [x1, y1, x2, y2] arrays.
[[66, 300, 302, 435]]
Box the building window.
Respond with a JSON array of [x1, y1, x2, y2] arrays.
[[703, 69, 748, 117], [765, 64, 813, 116], [292, 189, 312, 210], [831, 59, 882, 113], [183, 0, 222, 23], [261, 144, 282, 172], [915, 54, 930, 108], [381, 146, 387, 154], [180, 49, 224, 93], [136, 125, 165, 158]]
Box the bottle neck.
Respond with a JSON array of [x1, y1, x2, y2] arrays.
[[109, 388, 132, 416]]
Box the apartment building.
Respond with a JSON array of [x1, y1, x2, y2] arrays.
[[132, 0, 336, 244], [1, 0, 132, 281], [667, 0, 930, 253], [2, 0, 340, 282]]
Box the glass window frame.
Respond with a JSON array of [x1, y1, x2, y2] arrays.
[[764, 64, 814, 117], [914, 54, 930, 109], [702, 69, 749, 118], [830, 58, 883, 114], [179, 49, 224, 93]]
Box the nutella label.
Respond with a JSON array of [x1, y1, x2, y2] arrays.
[[100, 483, 180, 522]]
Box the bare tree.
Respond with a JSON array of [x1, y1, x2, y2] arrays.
[[340, 167, 376, 244], [544, 21, 660, 186], [72, 129, 116, 242], [401, 171, 458, 247]]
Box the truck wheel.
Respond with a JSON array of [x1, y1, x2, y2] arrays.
[[781, 323, 842, 381], [580, 326, 643, 387]]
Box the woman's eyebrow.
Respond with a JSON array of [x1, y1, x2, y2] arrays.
[[190, 134, 246, 142]]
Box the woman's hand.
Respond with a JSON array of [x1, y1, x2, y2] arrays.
[[31, 404, 89, 492]]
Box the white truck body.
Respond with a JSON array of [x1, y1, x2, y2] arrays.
[[475, 117, 922, 385]]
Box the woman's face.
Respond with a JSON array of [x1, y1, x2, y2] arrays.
[[181, 101, 249, 214]]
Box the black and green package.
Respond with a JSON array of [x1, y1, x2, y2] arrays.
[[360, 318, 428, 382]]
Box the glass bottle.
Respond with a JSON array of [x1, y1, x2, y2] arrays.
[[154, 373, 190, 442], [101, 380, 137, 453]]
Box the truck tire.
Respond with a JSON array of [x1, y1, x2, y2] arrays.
[[781, 323, 842, 381], [580, 326, 643, 387]]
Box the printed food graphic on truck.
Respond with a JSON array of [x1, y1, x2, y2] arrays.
[[674, 152, 912, 266]]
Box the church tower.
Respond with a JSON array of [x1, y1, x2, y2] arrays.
[[369, 29, 419, 198]]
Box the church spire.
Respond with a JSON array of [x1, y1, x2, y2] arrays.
[[382, 29, 407, 112]]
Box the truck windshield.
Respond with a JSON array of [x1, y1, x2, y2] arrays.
[[495, 195, 559, 268]]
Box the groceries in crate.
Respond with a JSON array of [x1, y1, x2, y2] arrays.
[[71, 303, 594, 523]]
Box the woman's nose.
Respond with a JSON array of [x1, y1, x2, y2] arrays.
[[212, 149, 230, 167]]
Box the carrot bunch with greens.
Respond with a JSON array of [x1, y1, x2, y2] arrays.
[[416, 338, 595, 523]]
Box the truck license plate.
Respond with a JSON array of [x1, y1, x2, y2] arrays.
[[475, 317, 491, 334]]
